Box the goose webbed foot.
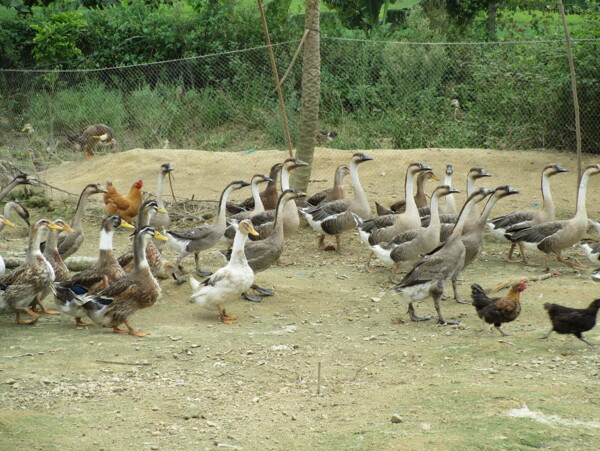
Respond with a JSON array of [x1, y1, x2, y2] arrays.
[[172, 270, 186, 285], [251, 284, 275, 296], [408, 304, 431, 322], [243, 292, 264, 302], [196, 269, 213, 278]]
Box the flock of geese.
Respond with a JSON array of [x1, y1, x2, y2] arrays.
[[0, 153, 599, 336]]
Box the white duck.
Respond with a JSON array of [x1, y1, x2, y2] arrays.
[[189, 219, 258, 323]]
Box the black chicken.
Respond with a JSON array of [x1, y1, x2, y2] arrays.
[[471, 282, 526, 336], [542, 299, 600, 347]]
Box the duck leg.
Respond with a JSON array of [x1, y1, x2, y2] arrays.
[[219, 307, 237, 324], [194, 252, 212, 278], [33, 299, 59, 315], [124, 320, 150, 337], [15, 307, 40, 324], [75, 317, 93, 327], [434, 296, 460, 325], [407, 303, 432, 322]]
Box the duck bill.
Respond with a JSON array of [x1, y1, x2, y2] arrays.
[[120, 220, 135, 229], [153, 230, 169, 241], [248, 225, 260, 236], [2, 219, 16, 228], [157, 207, 168, 214], [48, 223, 64, 231], [62, 224, 75, 233]]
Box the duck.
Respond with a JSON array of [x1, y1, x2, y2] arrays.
[[505, 164, 600, 272], [300, 152, 373, 253], [305, 164, 349, 207], [54, 215, 135, 327], [357, 162, 432, 271], [0, 215, 17, 277], [149, 162, 175, 246], [222, 173, 274, 243], [118, 199, 168, 275], [44, 183, 108, 258], [75, 226, 168, 336], [0, 202, 30, 231], [167, 180, 250, 283], [488, 164, 568, 264], [0, 219, 64, 324], [221, 189, 306, 302], [0, 173, 32, 202], [375, 169, 438, 216], [227, 162, 282, 214], [190, 219, 259, 323], [449, 185, 520, 303], [247, 157, 308, 241], [371, 185, 460, 281], [393, 188, 494, 325]]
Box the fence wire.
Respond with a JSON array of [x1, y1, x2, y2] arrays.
[[1, 36, 598, 173]]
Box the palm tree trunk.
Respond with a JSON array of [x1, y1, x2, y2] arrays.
[[290, 0, 320, 192]]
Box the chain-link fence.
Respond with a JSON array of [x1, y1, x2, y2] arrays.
[[1, 36, 599, 171]]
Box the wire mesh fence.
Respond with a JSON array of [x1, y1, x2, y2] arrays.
[[1, 36, 599, 175]]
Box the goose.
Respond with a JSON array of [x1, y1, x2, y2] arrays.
[[54, 215, 135, 327], [488, 164, 568, 264], [222, 173, 274, 243], [305, 164, 350, 207], [167, 180, 250, 283], [589, 219, 600, 236], [227, 162, 282, 214], [44, 183, 108, 258], [149, 162, 175, 248], [221, 189, 306, 302], [505, 164, 600, 272], [375, 169, 438, 216], [0, 219, 64, 324], [190, 219, 259, 323], [245, 157, 308, 241], [0, 215, 17, 277], [300, 152, 373, 253], [357, 162, 432, 270], [449, 185, 520, 303], [0, 173, 32, 202], [392, 188, 494, 324], [76, 226, 167, 336], [0, 202, 30, 231], [439, 164, 458, 215], [118, 200, 168, 275], [371, 185, 460, 282]]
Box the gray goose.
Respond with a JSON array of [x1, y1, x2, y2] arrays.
[[300, 152, 373, 253], [488, 164, 568, 264], [375, 169, 438, 216], [357, 162, 432, 271], [222, 173, 273, 243], [370, 185, 460, 281], [167, 180, 250, 283], [449, 185, 520, 303], [505, 164, 600, 272], [393, 188, 494, 325], [221, 189, 306, 302], [148, 162, 175, 248]]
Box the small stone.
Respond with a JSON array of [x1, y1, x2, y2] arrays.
[[183, 405, 201, 420], [4, 378, 16, 385], [391, 414, 403, 424]]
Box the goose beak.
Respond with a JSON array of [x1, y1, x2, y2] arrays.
[[98, 186, 109, 193], [153, 230, 169, 242], [120, 220, 135, 229], [1, 219, 16, 228], [157, 207, 168, 214]]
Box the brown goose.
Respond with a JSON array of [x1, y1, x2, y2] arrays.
[[227, 162, 282, 214], [300, 153, 373, 253], [488, 164, 568, 264], [357, 162, 432, 271], [375, 169, 439, 216], [392, 188, 494, 324], [449, 185, 520, 303], [167, 180, 250, 283], [370, 185, 460, 281], [54, 215, 135, 326], [306, 164, 349, 207], [221, 189, 306, 302], [505, 164, 600, 272], [222, 173, 274, 243]]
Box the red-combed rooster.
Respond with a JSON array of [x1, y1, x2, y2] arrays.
[[103, 179, 143, 224], [471, 282, 526, 336], [542, 299, 600, 347]]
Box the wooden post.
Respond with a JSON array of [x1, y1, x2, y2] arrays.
[[257, 0, 294, 157], [557, 0, 582, 184]]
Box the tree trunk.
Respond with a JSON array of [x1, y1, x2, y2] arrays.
[[487, 0, 498, 41], [290, 0, 320, 193]]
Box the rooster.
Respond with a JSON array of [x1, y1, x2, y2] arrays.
[[542, 299, 600, 347], [471, 282, 526, 336], [103, 179, 143, 223]]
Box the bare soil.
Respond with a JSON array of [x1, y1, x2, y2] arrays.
[[1, 147, 600, 450]]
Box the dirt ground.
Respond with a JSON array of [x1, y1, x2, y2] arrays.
[[1, 147, 600, 450]]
